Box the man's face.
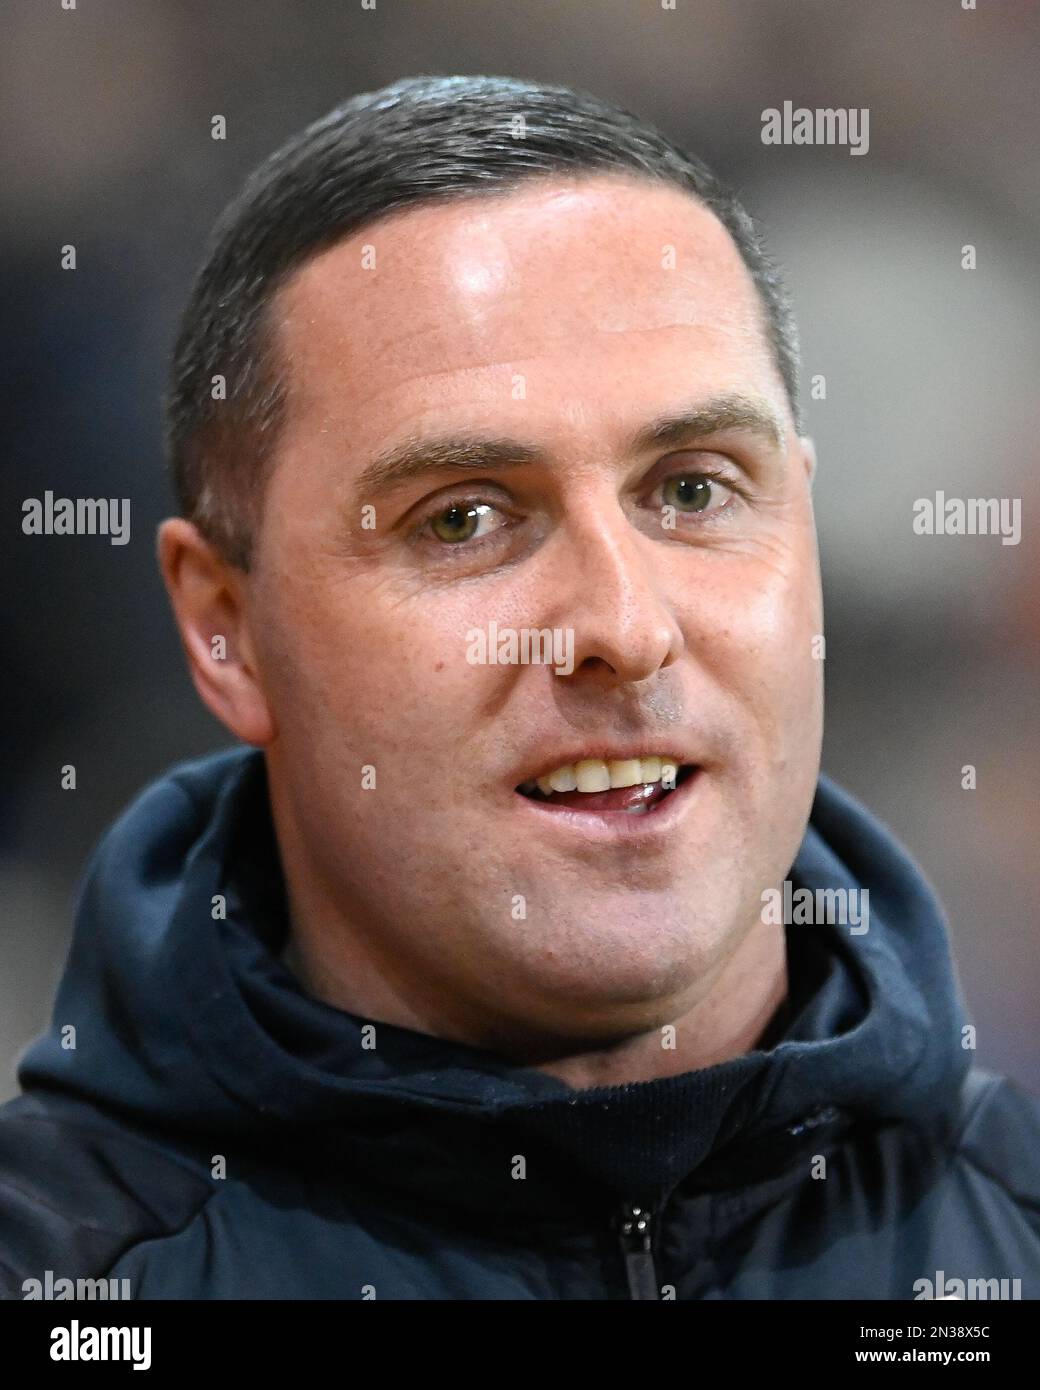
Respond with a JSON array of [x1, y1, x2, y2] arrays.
[[246, 175, 824, 1047]]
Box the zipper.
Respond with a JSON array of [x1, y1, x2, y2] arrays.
[[616, 1200, 659, 1300]]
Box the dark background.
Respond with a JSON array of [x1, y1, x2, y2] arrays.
[[3, 0, 1038, 1101]]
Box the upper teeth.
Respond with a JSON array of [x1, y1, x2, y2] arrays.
[[528, 756, 679, 796]]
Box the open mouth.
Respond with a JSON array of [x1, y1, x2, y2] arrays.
[[516, 756, 697, 817]]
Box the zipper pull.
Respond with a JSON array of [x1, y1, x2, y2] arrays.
[[616, 1201, 659, 1300]]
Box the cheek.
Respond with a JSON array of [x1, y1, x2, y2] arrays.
[[682, 549, 823, 870], [259, 566, 499, 757], [681, 539, 822, 738]]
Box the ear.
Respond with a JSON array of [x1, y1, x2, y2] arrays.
[[157, 518, 276, 746], [799, 436, 818, 487]]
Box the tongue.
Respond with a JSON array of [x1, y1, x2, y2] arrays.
[[533, 781, 670, 812]]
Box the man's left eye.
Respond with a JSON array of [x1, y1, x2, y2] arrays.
[[660, 473, 734, 514], [426, 502, 505, 544]]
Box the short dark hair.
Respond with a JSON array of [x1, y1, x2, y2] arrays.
[[165, 73, 802, 569]]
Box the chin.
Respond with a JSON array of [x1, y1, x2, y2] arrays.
[[504, 899, 727, 1012]]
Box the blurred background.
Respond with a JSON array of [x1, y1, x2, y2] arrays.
[[2, 0, 1038, 1101]]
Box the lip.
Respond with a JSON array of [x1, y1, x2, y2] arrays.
[[513, 764, 703, 843]]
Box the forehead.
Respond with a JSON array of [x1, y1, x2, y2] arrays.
[[272, 174, 785, 451]]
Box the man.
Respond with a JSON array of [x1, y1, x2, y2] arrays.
[[2, 74, 1037, 1301]]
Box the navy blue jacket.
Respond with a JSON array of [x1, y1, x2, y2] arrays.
[[2, 748, 1038, 1299]]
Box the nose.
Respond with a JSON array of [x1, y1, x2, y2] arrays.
[[551, 497, 685, 685]]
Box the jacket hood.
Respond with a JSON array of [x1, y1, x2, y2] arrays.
[[18, 747, 974, 1217]]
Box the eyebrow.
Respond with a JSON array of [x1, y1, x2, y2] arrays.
[[355, 436, 541, 504], [627, 393, 786, 456], [352, 392, 786, 505]]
